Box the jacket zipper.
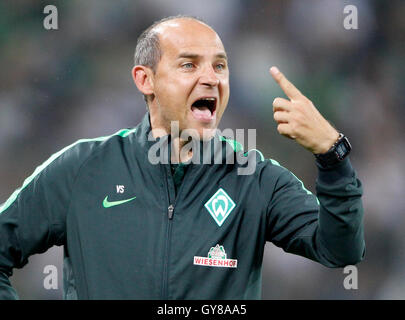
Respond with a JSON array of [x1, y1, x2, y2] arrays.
[[168, 204, 174, 219], [162, 202, 174, 299], [161, 148, 193, 299], [161, 136, 176, 299]]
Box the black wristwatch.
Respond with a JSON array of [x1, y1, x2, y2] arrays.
[[315, 133, 352, 167]]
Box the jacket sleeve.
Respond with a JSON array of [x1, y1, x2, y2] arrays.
[[264, 157, 365, 268], [0, 142, 93, 299]]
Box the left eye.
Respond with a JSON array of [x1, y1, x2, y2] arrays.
[[215, 64, 225, 70]]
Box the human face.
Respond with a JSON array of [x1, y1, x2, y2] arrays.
[[149, 19, 230, 140]]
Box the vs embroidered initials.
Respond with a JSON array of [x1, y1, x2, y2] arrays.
[[116, 185, 125, 193]]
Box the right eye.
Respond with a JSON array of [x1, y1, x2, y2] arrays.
[[181, 63, 194, 69]]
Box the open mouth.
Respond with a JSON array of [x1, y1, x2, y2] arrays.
[[190, 97, 217, 122]]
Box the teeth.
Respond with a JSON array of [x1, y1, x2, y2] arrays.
[[201, 97, 216, 101]]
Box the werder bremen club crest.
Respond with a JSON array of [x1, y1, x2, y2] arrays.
[[204, 188, 236, 227]]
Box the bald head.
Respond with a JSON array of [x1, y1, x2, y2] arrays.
[[134, 15, 220, 73], [156, 18, 224, 58], [153, 16, 216, 37]]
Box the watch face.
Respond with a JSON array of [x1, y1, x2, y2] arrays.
[[335, 137, 352, 160], [336, 143, 347, 159], [315, 135, 352, 166]]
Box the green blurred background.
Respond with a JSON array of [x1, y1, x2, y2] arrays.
[[0, 0, 404, 299]]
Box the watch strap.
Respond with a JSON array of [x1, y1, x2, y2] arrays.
[[315, 133, 352, 167]]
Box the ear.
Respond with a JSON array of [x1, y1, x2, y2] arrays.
[[132, 65, 154, 96]]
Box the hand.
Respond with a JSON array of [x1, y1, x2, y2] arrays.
[[269, 66, 339, 154]]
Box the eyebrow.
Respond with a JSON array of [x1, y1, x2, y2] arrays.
[[177, 52, 228, 60]]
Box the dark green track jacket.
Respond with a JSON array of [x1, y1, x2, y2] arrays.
[[0, 113, 365, 299]]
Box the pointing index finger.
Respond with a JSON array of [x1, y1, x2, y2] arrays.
[[270, 66, 302, 100]]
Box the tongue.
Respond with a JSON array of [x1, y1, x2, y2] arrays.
[[191, 105, 212, 120]]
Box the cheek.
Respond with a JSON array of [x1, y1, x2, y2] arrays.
[[220, 80, 230, 107], [156, 77, 193, 105]]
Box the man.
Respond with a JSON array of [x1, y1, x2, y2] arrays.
[[0, 16, 364, 299]]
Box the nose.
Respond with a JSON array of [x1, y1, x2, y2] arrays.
[[199, 65, 220, 87]]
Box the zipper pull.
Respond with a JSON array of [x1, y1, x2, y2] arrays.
[[168, 204, 174, 220]]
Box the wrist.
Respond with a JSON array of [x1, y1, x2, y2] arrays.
[[314, 133, 352, 168], [314, 131, 340, 154]]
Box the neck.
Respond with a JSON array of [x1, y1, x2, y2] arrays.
[[149, 121, 193, 164], [170, 136, 193, 164]]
